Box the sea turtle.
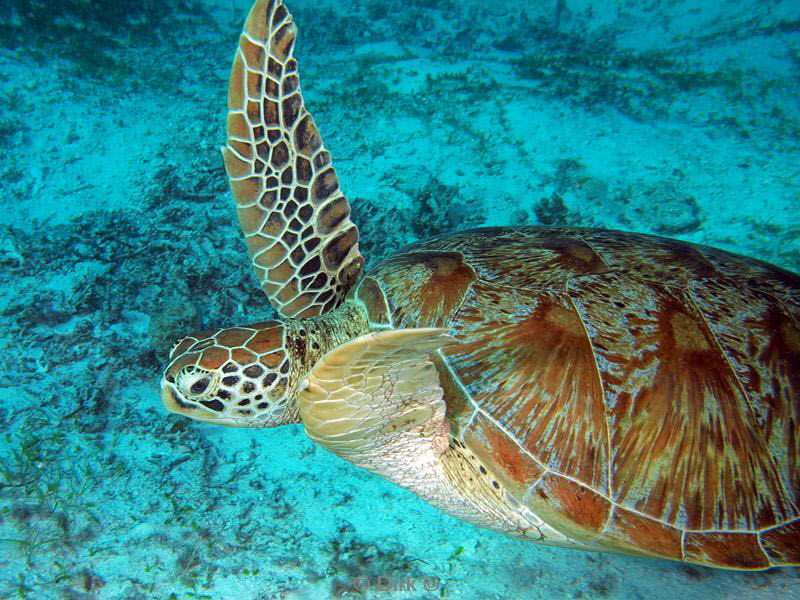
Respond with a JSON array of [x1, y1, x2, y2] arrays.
[[160, 0, 800, 570]]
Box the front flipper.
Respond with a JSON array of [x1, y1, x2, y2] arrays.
[[299, 328, 548, 537], [298, 328, 457, 481], [224, 0, 364, 318]]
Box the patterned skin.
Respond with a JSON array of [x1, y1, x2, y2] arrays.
[[161, 0, 800, 569], [221, 0, 363, 318]]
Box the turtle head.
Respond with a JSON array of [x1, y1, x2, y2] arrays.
[[160, 320, 301, 427]]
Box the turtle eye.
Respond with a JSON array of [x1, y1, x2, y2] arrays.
[[175, 366, 218, 399], [190, 377, 211, 395]]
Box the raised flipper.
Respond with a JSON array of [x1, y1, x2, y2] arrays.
[[298, 329, 457, 482], [223, 0, 364, 318]]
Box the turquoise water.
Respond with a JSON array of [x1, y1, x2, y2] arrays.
[[0, 0, 799, 598]]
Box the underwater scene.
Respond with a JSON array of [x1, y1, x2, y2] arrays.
[[1, 0, 799, 598]]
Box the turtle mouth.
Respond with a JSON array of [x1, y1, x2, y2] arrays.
[[160, 380, 194, 413], [161, 379, 248, 426]]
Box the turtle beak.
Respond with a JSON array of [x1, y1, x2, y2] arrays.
[[160, 379, 243, 427], [160, 380, 183, 414]]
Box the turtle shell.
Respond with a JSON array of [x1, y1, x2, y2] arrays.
[[355, 226, 800, 569]]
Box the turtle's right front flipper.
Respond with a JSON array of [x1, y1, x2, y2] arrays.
[[223, 0, 363, 319]]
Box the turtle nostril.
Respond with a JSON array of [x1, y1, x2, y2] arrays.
[[190, 377, 211, 395]]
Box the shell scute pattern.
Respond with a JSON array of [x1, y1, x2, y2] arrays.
[[365, 226, 800, 568], [407, 227, 610, 289], [568, 271, 792, 531], [444, 280, 609, 493], [369, 252, 478, 329]]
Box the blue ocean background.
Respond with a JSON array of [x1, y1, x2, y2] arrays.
[[1, 0, 798, 598]]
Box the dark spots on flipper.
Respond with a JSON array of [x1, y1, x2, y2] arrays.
[[492, 481, 500, 490], [222, 375, 239, 386], [322, 226, 358, 270], [200, 399, 224, 412], [264, 100, 279, 126], [258, 190, 278, 210], [272, 3, 289, 26], [294, 115, 321, 157], [317, 198, 349, 234], [241, 381, 255, 394], [309, 273, 326, 290], [282, 94, 302, 128], [282, 75, 299, 96], [337, 251, 364, 289], [238, 398, 250, 406], [283, 231, 298, 247], [217, 390, 231, 400], [294, 186, 309, 203], [311, 341, 320, 351], [294, 156, 312, 185], [299, 256, 321, 277], [263, 373, 277, 387], [279, 360, 290, 375], [256, 141, 269, 162], [313, 150, 331, 170], [311, 168, 339, 202], [246, 99, 260, 123], [281, 167, 294, 185], [266, 79, 279, 98], [267, 56, 282, 79], [304, 237, 320, 253], [283, 199, 298, 218], [246, 71, 262, 101], [479, 465, 487, 475], [257, 402, 270, 410], [290, 245, 305, 265], [280, 187, 291, 200], [271, 141, 289, 168], [252, 125, 265, 140], [298, 205, 312, 221]]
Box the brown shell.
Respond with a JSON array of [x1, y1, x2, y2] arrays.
[[359, 227, 800, 569]]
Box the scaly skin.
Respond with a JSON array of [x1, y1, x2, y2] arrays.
[[161, 301, 369, 427]]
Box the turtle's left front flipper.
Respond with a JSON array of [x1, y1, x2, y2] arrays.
[[298, 328, 457, 482], [298, 328, 543, 535], [223, 0, 363, 319]]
